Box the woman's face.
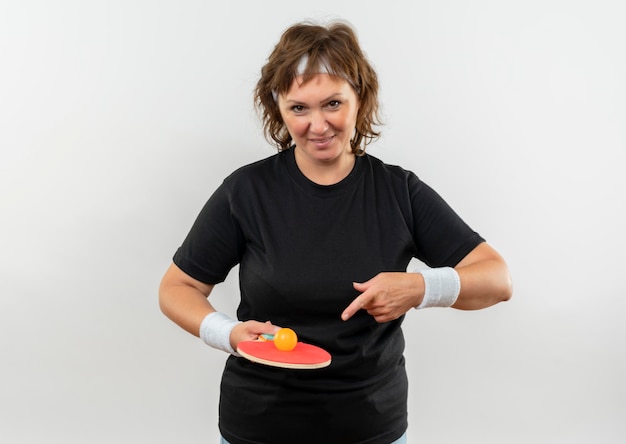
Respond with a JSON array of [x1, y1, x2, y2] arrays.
[[278, 74, 359, 167]]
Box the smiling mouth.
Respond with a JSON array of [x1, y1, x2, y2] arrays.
[[309, 135, 334, 144]]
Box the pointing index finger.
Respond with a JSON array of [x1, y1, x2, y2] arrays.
[[341, 290, 374, 321]]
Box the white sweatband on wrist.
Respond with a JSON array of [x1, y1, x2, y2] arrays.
[[199, 312, 241, 355], [412, 267, 461, 309]]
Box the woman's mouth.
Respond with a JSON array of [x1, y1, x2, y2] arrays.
[[309, 135, 335, 147]]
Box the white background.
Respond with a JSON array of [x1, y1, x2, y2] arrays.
[[1, 1, 625, 443]]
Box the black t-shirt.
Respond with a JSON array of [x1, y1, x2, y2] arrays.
[[173, 148, 484, 444]]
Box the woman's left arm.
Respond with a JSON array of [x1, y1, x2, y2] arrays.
[[342, 242, 512, 322], [452, 242, 513, 310]]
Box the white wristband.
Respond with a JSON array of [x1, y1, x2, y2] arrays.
[[412, 267, 461, 309], [199, 312, 241, 355]]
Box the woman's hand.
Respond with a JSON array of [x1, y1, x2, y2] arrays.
[[230, 320, 280, 351], [341, 272, 424, 323], [341, 243, 512, 322]]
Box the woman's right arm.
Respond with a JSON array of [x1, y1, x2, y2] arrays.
[[159, 262, 279, 349], [159, 262, 216, 337]]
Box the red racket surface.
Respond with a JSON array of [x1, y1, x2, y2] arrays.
[[237, 341, 331, 369]]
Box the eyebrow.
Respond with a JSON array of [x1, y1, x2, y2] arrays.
[[284, 93, 345, 105]]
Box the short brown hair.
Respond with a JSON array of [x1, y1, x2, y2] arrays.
[[254, 21, 382, 154]]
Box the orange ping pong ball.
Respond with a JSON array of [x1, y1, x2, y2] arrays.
[[274, 327, 298, 351]]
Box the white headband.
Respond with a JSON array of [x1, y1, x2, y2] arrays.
[[296, 54, 330, 76], [272, 54, 333, 102]]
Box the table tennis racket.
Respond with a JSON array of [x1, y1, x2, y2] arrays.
[[237, 337, 332, 369]]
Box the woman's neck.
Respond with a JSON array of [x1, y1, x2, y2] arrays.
[[294, 147, 356, 185]]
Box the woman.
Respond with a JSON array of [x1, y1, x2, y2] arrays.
[[159, 20, 512, 444]]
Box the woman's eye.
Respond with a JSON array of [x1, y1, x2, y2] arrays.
[[327, 100, 341, 109], [291, 105, 305, 113]]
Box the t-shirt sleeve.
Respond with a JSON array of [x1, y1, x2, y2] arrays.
[[172, 181, 244, 285], [408, 173, 485, 267]]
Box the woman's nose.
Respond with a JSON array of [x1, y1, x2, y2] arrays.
[[308, 111, 328, 134]]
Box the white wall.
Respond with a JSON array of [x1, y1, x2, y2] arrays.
[[1, 1, 625, 442]]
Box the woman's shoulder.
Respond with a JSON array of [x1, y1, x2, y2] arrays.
[[223, 151, 285, 184], [364, 152, 421, 185]]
